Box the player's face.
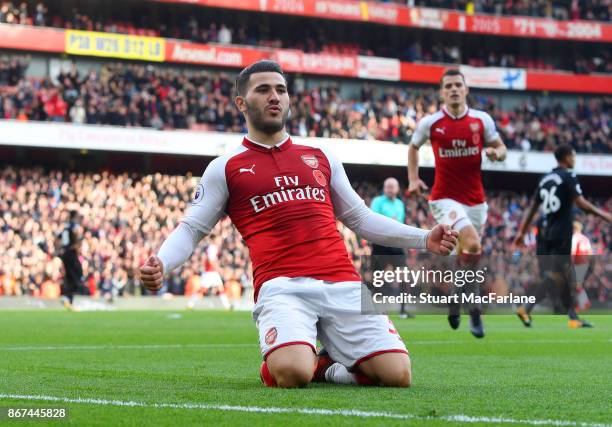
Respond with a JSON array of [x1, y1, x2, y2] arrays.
[[440, 75, 468, 109], [239, 72, 290, 135]]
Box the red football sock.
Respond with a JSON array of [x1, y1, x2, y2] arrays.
[[353, 369, 376, 386], [260, 361, 277, 387]]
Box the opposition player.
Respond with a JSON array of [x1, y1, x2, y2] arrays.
[[370, 178, 413, 318], [140, 60, 458, 388], [514, 144, 610, 328], [56, 209, 84, 310], [407, 69, 507, 338]]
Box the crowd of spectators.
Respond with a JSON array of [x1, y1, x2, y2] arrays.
[[0, 55, 29, 86], [0, 61, 610, 153], [0, 166, 250, 299], [4, 0, 609, 28], [0, 1, 46, 26], [1, 1, 610, 74], [0, 166, 609, 302], [392, 0, 611, 21], [289, 84, 611, 153]]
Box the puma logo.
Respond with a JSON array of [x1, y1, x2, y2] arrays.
[[239, 164, 256, 175], [434, 127, 445, 135]]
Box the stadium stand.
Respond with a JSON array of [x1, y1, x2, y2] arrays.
[[0, 1, 609, 306], [2, 0, 608, 25], [0, 166, 609, 299], [0, 60, 609, 153], [389, 0, 610, 21], [0, 1, 610, 73]]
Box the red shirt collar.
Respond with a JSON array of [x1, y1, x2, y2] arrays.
[[242, 134, 292, 152]]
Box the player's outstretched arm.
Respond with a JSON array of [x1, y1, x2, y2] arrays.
[[139, 157, 229, 292], [140, 220, 207, 293], [426, 224, 459, 255], [575, 196, 612, 223], [342, 205, 457, 253], [323, 147, 457, 254]]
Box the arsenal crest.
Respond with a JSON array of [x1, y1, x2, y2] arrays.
[[301, 154, 319, 169], [265, 327, 277, 345], [470, 122, 480, 133]]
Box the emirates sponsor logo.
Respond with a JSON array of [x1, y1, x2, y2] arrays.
[[439, 139, 479, 158], [439, 146, 480, 158], [250, 175, 326, 213]]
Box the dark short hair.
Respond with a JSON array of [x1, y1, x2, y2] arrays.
[[235, 60, 286, 97], [554, 144, 575, 162], [440, 68, 466, 86]]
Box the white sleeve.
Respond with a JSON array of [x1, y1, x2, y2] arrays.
[[181, 157, 229, 234], [157, 223, 205, 273], [482, 112, 500, 143], [410, 115, 432, 148], [157, 157, 229, 273], [321, 147, 430, 249]]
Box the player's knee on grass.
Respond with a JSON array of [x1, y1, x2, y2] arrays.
[[358, 353, 412, 388], [266, 345, 315, 388], [269, 361, 313, 388]]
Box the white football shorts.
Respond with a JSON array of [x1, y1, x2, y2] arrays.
[[253, 277, 407, 369], [428, 198, 488, 233], [201, 271, 223, 289]]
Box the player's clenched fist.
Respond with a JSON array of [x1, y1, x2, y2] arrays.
[[426, 224, 459, 256], [140, 255, 164, 292], [485, 147, 503, 161]]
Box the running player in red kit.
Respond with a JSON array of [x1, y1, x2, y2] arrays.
[[407, 69, 507, 338], [140, 60, 458, 388]]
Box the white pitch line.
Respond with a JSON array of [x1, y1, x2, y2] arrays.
[[408, 339, 604, 345], [0, 343, 257, 351], [0, 393, 608, 427], [0, 339, 604, 351]]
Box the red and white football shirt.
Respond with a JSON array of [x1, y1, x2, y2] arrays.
[[183, 135, 362, 299], [411, 106, 500, 206]]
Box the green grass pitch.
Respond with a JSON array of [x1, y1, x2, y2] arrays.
[[0, 311, 610, 426]]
